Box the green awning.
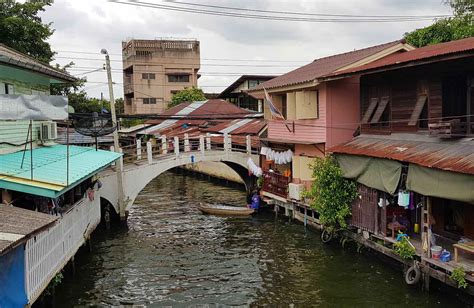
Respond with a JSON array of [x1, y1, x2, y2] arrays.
[[407, 164, 474, 204], [335, 154, 402, 194], [0, 145, 121, 198]]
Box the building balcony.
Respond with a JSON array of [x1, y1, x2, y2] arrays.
[[429, 119, 473, 138], [261, 171, 290, 199]]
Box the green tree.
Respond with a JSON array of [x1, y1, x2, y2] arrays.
[[404, 0, 474, 47], [169, 87, 206, 108], [0, 0, 55, 63], [305, 156, 358, 229]]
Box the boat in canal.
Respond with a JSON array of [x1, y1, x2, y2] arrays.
[[197, 203, 254, 216]]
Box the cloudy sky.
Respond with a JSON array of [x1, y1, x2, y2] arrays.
[[41, 0, 451, 100]]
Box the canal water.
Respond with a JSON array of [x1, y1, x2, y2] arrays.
[[54, 171, 466, 307]]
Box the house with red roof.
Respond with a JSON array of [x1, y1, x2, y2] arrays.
[[322, 37, 474, 288], [247, 40, 414, 200]]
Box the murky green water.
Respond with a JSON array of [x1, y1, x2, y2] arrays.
[[54, 172, 467, 307]]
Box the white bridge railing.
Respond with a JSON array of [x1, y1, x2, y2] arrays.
[[24, 191, 101, 304], [118, 133, 259, 165]]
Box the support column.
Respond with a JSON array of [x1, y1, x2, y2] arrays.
[[174, 136, 179, 157], [246, 135, 251, 154], [199, 135, 205, 155], [136, 138, 142, 161], [223, 133, 229, 152], [206, 133, 211, 150], [228, 134, 232, 152], [161, 135, 167, 154], [147, 141, 152, 164], [184, 133, 190, 152]]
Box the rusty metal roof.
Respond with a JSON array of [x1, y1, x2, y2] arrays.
[[329, 134, 474, 175], [251, 40, 405, 91], [324, 37, 474, 79]]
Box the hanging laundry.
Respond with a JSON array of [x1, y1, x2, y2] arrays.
[[247, 158, 263, 177], [397, 190, 410, 208]]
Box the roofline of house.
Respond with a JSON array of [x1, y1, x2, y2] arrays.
[[218, 75, 278, 98], [0, 44, 77, 83], [247, 41, 414, 93], [320, 50, 474, 82]]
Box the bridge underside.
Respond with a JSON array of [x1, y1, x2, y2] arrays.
[[99, 151, 260, 216]]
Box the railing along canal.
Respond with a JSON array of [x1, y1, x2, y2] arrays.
[[24, 191, 101, 303]]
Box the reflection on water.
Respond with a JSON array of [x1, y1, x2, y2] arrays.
[[54, 172, 466, 307]]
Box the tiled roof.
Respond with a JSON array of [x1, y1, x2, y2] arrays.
[[252, 40, 405, 90], [324, 37, 474, 78], [0, 44, 77, 82], [329, 134, 474, 175]]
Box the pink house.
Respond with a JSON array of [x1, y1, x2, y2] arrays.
[[248, 40, 414, 201]]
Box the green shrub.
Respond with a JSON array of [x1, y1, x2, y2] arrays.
[[305, 156, 358, 229], [450, 266, 468, 289], [393, 235, 416, 260]]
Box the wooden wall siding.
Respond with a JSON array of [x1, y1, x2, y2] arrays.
[[0, 121, 45, 153], [351, 184, 379, 233], [428, 79, 443, 121], [267, 119, 326, 143]]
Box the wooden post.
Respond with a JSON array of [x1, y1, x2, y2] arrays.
[[206, 133, 211, 150], [161, 135, 167, 154], [199, 135, 205, 155], [184, 133, 190, 152], [136, 138, 142, 161], [246, 135, 252, 155], [147, 141, 152, 164], [174, 136, 179, 157]]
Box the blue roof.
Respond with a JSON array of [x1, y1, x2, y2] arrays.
[[0, 145, 121, 198]]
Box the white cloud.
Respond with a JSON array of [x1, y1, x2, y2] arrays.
[[41, 0, 452, 99]]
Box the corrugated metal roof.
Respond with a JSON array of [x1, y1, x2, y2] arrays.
[[325, 37, 474, 79], [0, 205, 57, 255], [0, 44, 76, 82], [0, 145, 121, 198], [329, 134, 474, 175], [251, 40, 404, 90], [218, 75, 278, 98]]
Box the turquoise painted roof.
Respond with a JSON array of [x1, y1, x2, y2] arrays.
[[0, 145, 121, 198]]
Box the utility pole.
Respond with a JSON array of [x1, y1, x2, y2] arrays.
[[102, 48, 126, 220]]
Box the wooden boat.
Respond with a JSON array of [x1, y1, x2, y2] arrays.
[[197, 203, 254, 216]]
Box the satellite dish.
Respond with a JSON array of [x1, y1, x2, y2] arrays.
[[73, 113, 116, 150]]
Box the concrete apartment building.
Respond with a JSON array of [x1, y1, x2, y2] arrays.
[[122, 39, 200, 114]]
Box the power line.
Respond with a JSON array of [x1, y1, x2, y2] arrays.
[[109, 0, 447, 23], [164, 0, 451, 19]]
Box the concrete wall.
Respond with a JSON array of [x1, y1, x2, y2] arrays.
[[122, 39, 200, 114]]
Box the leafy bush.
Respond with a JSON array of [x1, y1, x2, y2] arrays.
[[305, 156, 358, 229], [450, 266, 468, 289], [394, 235, 416, 260], [169, 87, 206, 108]]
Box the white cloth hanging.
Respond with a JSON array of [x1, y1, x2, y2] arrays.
[[247, 158, 263, 177]]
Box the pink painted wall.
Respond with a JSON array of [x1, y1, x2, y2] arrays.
[[267, 83, 327, 143], [325, 76, 361, 150]]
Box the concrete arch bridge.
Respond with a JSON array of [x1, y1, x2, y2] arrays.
[[99, 134, 260, 218]]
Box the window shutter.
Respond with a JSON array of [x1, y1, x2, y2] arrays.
[[361, 98, 379, 124], [370, 96, 390, 124], [408, 95, 427, 126]]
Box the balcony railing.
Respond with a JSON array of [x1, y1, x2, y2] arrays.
[[262, 171, 290, 199], [428, 119, 471, 138]]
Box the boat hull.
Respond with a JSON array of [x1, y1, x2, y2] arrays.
[[197, 204, 254, 216]]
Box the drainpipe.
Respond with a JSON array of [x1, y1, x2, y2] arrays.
[[102, 48, 126, 220]]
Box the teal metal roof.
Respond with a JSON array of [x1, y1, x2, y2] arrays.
[[0, 145, 121, 198]]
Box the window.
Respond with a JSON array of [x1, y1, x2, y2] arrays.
[[143, 98, 157, 104], [280, 95, 287, 119], [248, 80, 259, 88], [142, 73, 155, 80], [168, 74, 190, 83]]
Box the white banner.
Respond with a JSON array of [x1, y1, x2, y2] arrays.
[[0, 94, 68, 120]]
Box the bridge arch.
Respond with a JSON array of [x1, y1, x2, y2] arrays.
[[99, 150, 259, 216]]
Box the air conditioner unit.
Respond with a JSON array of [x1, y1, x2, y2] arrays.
[[40, 122, 57, 142], [289, 183, 305, 201]]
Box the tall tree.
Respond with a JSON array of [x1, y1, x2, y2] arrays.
[[405, 0, 474, 47], [0, 0, 55, 63], [169, 87, 206, 108]]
